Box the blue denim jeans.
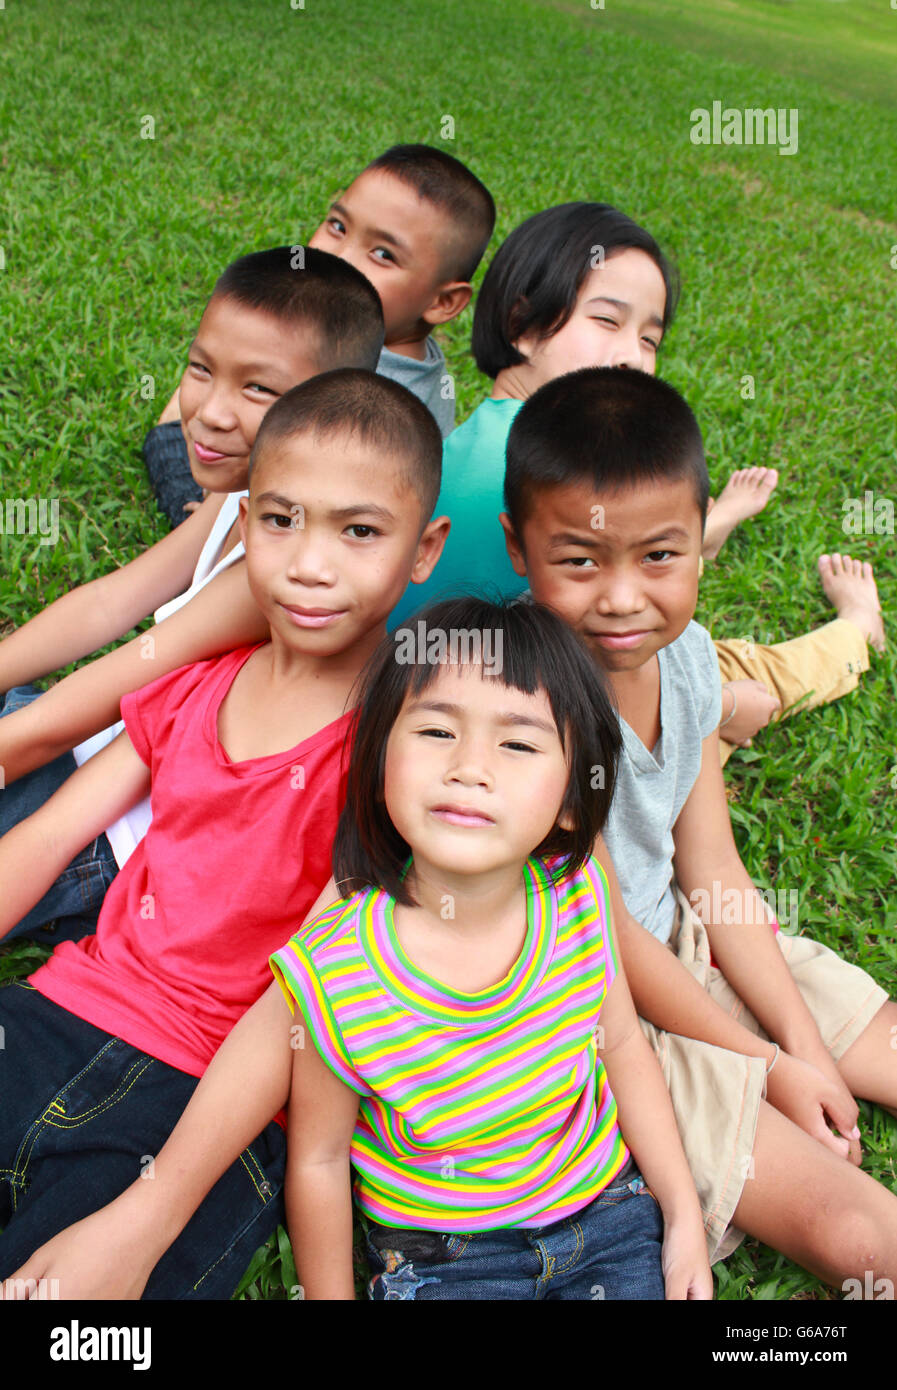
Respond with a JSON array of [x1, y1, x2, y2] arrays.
[[0, 685, 118, 944], [0, 981, 286, 1299], [365, 1160, 665, 1300], [143, 421, 202, 528]]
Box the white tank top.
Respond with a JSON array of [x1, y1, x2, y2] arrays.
[[72, 491, 247, 867]]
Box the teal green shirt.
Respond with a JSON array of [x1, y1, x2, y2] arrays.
[[390, 397, 527, 628]]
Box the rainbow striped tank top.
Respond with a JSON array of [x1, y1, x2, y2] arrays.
[[269, 855, 628, 1231]]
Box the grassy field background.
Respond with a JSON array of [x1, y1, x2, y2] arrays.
[[1, 0, 895, 1303]]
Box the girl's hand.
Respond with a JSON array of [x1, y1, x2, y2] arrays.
[[4, 1203, 158, 1300], [661, 1213, 714, 1300], [764, 1050, 861, 1164]]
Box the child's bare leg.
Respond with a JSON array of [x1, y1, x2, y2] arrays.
[[157, 384, 181, 425], [836, 1001, 897, 1121], [733, 1101, 897, 1286], [818, 553, 885, 654], [702, 468, 779, 561]]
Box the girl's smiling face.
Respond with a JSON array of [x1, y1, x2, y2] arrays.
[[512, 247, 668, 391], [383, 663, 574, 880]]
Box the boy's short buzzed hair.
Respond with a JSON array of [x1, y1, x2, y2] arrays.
[[472, 203, 678, 380], [214, 246, 385, 371], [365, 144, 495, 284], [504, 366, 710, 533], [250, 368, 443, 521]]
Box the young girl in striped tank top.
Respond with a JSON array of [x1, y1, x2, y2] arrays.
[[10, 597, 712, 1301], [268, 597, 711, 1300]]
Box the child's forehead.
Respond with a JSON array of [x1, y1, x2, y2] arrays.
[[576, 248, 667, 311], [252, 430, 421, 509], [400, 662, 558, 727], [524, 475, 701, 541], [338, 168, 453, 248], [194, 295, 323, 374]]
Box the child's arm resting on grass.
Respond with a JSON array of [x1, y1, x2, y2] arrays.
[[0, 558, 268, 784], [597, 965, 713, 1300], [284, 1013, 360, 1301], [0, 729, 150, 940], [671, 728, 861, 1157], [5, 878, 342, 1299], [594, 834, 861, 1162], [0, 491, 229, 691]]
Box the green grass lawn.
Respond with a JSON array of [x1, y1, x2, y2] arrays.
[[1, 0, 895, 1303]]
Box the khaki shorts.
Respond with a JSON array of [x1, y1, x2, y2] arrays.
[[639, 889, 888, 1263]]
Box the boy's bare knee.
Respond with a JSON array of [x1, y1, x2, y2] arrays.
[[801, 1193, 890, 1282]]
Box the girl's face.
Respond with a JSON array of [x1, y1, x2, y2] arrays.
[[513, 247, 667, 391], [384, 663, 574, 881]]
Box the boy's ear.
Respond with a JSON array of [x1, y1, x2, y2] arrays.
[[238, 495, 250, 548], [422, 281, 473, 327], [409, 515, 451, 585], [557, 808, 576, 833], [499, 512, 527, 579]]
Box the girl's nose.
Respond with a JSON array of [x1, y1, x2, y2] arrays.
[[446, 742, 493, 790], [608, 330, 645, 371]]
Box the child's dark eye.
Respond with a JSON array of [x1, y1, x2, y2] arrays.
[[187, 360, 210, 375], [503, 740, 537, 753], [262, 513, 295, 529], [345, 524, 380, 539], [371, 247, 396, 264], [326, 216, 346, 235], [246, 382, 277, 396], [645, 549, 673, 563], [418, 726, 454, 739], [561, 556, 596, 569]]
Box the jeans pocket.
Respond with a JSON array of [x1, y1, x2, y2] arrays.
[[366, 1224, 449, 1264]]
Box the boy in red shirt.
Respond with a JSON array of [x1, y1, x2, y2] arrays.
[[0, 369, 448, 1299]]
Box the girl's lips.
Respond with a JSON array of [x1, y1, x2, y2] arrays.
[[279, 605, 347, 629], [430, 806, 495, 828]]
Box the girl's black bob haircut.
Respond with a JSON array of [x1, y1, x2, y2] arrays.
[[471, 202, 679, 380], [333, 595, 622, 906]]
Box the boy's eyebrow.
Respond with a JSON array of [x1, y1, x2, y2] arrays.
[[329, 200, 411, 257], [405, 699, 557, 736], [185, 342, 289, 378], [545, 524, 693, 548], [641, 526, 692, 544], [254, 492, 398, 523], [583, 295, 665, 331], [546, 531, 600, 550]]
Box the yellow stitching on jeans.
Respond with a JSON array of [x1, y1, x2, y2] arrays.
[[191, 1156, 277, 1292], [12, 1056, 155, 1190], [238, 1151, 267, 1201], [553, 1220, 585, 1275]]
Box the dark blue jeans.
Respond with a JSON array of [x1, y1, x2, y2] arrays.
[[0, 685, 118, 944], [365, 1161, 665, 1300], [0, 981, 286, 1299], [143, 421, 202, 528]]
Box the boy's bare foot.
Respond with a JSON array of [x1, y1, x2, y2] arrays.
[[720, 679, 782, 747], [818, 553, 885, 654], [702, 468, 779, 561]]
